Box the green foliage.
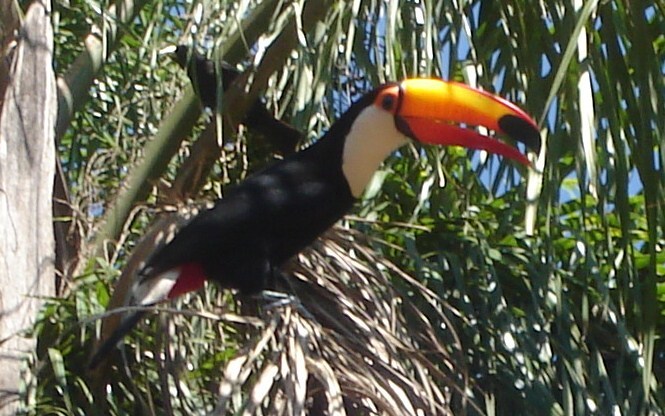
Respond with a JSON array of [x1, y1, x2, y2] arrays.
[[23, 0, 665, 414]]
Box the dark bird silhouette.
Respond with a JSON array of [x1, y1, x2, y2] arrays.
[[174, 45, 302, 155]]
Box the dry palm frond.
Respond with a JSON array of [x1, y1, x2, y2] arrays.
[[93, 206, 480, 415], [205, 225, 481, 416]]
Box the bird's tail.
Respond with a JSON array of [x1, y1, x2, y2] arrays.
[[88, 263, 206, 370], [88, 310, 145, 370], [245, 101, 303, 155]]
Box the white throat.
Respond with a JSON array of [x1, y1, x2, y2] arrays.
[[342, 106, 408, 198]]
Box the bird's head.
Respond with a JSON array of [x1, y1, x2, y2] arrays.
[[341, 78, 540, 197]]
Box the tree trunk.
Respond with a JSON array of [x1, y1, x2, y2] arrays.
[[0, 1, 56, 414]]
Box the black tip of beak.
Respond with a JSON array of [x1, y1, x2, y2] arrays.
[[498, 115, 541, 154]]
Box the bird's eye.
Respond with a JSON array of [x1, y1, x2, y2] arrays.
[[381, 95, 395, 110], [374, 86, 400, 112]]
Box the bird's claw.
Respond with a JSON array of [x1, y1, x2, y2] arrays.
[[255, 290, 314, 319]]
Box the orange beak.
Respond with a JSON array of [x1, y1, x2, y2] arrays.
[[375, 79, 540, 165]]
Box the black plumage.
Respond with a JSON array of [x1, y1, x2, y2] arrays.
[[142, 89, 375, 293]]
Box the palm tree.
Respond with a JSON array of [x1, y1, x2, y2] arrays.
[[18, 0, 664, 414]]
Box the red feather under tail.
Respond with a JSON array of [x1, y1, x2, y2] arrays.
[[166, 262, 206, 299]]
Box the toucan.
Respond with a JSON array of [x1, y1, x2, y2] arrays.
[[172, 45, 302, 155], [89, 77, 540, 369]]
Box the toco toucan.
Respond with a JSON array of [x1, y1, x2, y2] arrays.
[[89, 77, 540, 368]]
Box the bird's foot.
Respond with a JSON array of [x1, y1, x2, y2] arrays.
[[255, 290, 314, 319], [255, 290, 297, 308]]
